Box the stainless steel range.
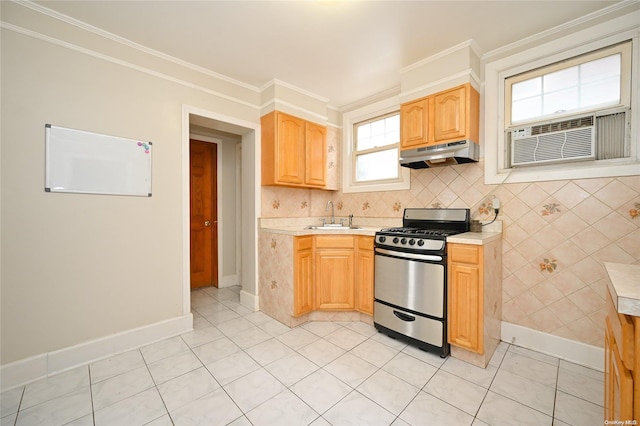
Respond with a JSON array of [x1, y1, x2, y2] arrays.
[[373, 208, 470, 357]]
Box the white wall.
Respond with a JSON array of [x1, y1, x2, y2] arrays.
[[0, 3, 260, 372]]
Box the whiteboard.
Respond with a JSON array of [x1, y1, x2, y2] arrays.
[[45, 125, 152, 196]]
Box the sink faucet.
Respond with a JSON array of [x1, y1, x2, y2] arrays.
[[326, 200, 335, 224]]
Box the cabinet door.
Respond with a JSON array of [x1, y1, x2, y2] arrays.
[[276, 113, 305, 185], [294, 237, 314, 316], [434, 85, 466, 143], [400, 98, 430, 149], [605, 316, 634, 421], [448, 243, 483, 353], [355, 237, 374, 315], [305, 122, 327, 187], [315, 249, 355, 311]]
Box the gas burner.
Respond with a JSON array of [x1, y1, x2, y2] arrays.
[[376, 208, 470, 254]]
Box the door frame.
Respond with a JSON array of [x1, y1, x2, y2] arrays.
[[181, 105, 261, 317], [189, 136, 221, 289]]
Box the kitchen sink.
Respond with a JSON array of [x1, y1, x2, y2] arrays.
[[305, 225, 362, 230]]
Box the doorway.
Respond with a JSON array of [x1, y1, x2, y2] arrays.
[[189, 139, 218, 289]]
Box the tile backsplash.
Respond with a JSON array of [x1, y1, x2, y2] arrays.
[[260, 140, 640, 349]]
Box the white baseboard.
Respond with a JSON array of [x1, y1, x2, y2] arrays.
[[501, 321, 604, 371], [219, 275, 239, 288], [1, 314, 193, 392], [240, 290, 259, 312]]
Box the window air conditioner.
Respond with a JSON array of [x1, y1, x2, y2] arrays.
[[509, 114, 596, 167]]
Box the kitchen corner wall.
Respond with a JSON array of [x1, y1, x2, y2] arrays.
[[261, 130, 640, 348]]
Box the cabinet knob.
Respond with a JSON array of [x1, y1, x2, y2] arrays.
[[205, 221, 211, 227]]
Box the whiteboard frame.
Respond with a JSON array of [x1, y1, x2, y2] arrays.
[[45, 124, 153, 197]]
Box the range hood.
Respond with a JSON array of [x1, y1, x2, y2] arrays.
[[399, 140, 479, 169]]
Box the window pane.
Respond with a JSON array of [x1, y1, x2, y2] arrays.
[[356, 149, 398, 182], [581, 54, 620, 83], [543, 87, 579, 115], [544, 67, 578, 93], [512, 96, 542, 122], [356, 114, 399, 150], [509, 51, 623, 124], [512, 77, 541, 101], [581, 78, 620, 107]]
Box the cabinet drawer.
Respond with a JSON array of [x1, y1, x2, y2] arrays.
[[295, 236, 313, 251], [607, 292, 635, 370], [449, 244, 480, 264], [315, 235, 354, 249], [357, 236, 374, 251]]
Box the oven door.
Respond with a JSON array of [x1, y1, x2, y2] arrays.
[[374, 247, 445, 319]]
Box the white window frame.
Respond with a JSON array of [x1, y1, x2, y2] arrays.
[[484, 12, 640, 184], [342, 96, 410, 193]]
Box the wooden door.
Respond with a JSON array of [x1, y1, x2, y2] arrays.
[[434, 85, 467, 143], [276, 112, 305, 185], [190, 140, 218, 289], [400, 97, 430, 149], [305, 122, 327, 187]]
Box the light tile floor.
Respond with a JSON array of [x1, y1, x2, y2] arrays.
[[1, 286, 605, 426]]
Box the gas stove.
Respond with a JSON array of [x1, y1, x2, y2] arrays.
[[373, 207, 471, 357], [375, 208, 470, 254]]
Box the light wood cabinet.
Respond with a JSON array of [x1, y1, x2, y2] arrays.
[[261, 111, 327, 188], [315, 236, 355, 311], [290, 234, 375, 317], [355, 236, 374, 315], [604, 292, 638, 422], [400, 83, 479, 150], [447, 239, 502, 368], [294, 236, 314, 316], [305, 122, 327, 187], [400, 97, 430, 149], [448, 244, 483, 353]]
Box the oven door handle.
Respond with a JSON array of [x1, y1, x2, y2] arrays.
[[374, 247, 443, 262], [393, 310, 416, 322]]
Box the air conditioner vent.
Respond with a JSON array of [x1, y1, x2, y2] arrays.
[[510, 115, 596, 166], [531, 115, 594, 136]]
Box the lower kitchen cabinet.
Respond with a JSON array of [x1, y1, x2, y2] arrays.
[[315, 235, 355, 310], [448, 243, 483, 353], [293, 236, 314, 316], [291, 234, 374, 316], [355, 236, 375, 315], [447, 238, 502, 368], [604, 292, 638, 422]]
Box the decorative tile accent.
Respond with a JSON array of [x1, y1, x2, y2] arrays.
[[630, 202, 640, 219], [541, 203, 561, 216], [539, 258, 557, 273], [272, 200, 280, 209], [300, 201, 308, 209]]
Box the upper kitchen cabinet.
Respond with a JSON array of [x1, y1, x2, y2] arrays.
[[261, 111, 327, 189], [400, 97, 430, 150], [400, 83, 480, 150]]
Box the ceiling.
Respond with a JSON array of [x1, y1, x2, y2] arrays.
[[35, 0, 620, 109]]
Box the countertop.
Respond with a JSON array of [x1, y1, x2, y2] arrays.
[[446, 231, 502, 245], [260, 226, 380, 237], [605, 262, 640, 317], [259, 218, 503, 244]]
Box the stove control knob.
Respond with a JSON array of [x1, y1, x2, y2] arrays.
[[400, 238, 407, 244], [393, 237, 399, 244], [379, 236, 386, 243], [409, 239, 415, 245], [417, 239, 425, 247]]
